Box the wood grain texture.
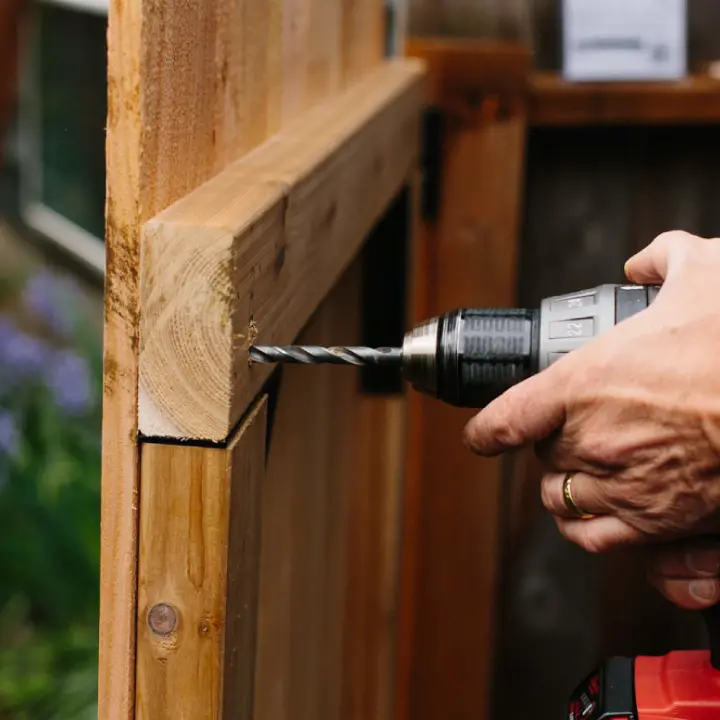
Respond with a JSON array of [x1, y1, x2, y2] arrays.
[[342, 0, 386, 82], [401, 39, 527, 720], [253, 259, 405, 720], [136, 398, 266, 720], [344, 396, 406, 720], [102, 2, 387, 716], [281, 0, 341, 120], [101, 3, 143, 717], [138, 59, 424, 441]]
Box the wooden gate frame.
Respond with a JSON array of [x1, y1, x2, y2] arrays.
[[99, 3, 425, 718]]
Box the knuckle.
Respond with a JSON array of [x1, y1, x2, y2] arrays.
[[464, 403, 520, 454], [652, 229, 697, 251], [463, 416, 490, 451], [578, 435, 618, 468], [491, 421, 523, 449]]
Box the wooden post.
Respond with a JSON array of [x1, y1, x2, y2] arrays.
[[101, 1, 425, 718], [397, 38, 530, 720]]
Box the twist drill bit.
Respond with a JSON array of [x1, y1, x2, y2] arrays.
[[249, 345, 402, 366]]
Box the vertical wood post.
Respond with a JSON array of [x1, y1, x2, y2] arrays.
[[398, 38, 530, 720]]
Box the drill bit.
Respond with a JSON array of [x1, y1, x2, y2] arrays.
[[249, 345, 402, 366]]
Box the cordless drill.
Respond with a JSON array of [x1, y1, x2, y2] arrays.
[[251, 283, 720, 719]]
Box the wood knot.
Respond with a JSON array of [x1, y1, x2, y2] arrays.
[[148, 603, 178, 636]]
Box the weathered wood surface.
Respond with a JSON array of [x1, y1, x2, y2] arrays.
[[101, 1, 391, 717], [400, 39, 527, 720], [138, 59, 424, 441], [136, 399, 267, 720]]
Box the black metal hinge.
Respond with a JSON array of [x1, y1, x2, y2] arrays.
[[359, 185, 410, 395]]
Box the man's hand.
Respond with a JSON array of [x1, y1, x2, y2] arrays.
[[464, 231, 720, 559], [648, 540, 720, 610]]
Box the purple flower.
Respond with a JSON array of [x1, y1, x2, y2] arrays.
[[0, 318, 50, 391], [0, 410, 18, 457], [46, 349, 93, 415], [22, 270, 77, 337]]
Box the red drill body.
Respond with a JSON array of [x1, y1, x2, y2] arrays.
[[636, 651, 720, 720]]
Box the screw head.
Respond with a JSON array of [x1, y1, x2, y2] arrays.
[[148, 603, 177, 636]]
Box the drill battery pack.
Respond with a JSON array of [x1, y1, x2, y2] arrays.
[[568, 651, 720, 719]]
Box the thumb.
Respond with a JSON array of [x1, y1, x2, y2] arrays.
[[463, 362, 567, 456], [625, 230, 701, 284]]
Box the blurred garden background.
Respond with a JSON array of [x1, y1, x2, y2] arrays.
[[0, 227, 102, 719], [0, 0, 106, 717]]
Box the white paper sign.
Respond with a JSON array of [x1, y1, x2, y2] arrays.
[[563, 0, 687, 81]]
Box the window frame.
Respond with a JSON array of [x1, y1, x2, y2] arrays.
[[16, 0, 107, 278]]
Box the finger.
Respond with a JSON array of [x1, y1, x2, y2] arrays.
[[535, 434, 611, 476], [555, 515, 645, 554], [624, 230, 702, 284], [541, 472, 615, 519], [463, 362, 567, 457], [648, 539, 720, 579], [648, 576, 720, 610]]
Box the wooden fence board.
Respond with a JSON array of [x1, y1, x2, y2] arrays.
[[253, 258, 407, 720], [102, 1, 395, 717], [136, 399, 267, 720]]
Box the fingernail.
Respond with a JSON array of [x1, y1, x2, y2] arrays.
[[689, 579, 719, 603], [686, 549, 720, 576]]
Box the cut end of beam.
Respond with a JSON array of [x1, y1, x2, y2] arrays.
[[138, 58, 426, 442]]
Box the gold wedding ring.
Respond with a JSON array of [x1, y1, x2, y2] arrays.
[[562, 473, 596, 520]]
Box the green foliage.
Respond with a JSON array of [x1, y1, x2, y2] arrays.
[[0, 267, 101, 719]]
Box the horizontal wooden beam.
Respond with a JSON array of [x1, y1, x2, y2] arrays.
[[138, 58, 425, 441], [529, 72, 720, 126]]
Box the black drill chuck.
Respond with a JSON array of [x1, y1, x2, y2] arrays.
[[249, 283, 659, 409], [400, 308, 539, 408], [399, 283, 658, 408]]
